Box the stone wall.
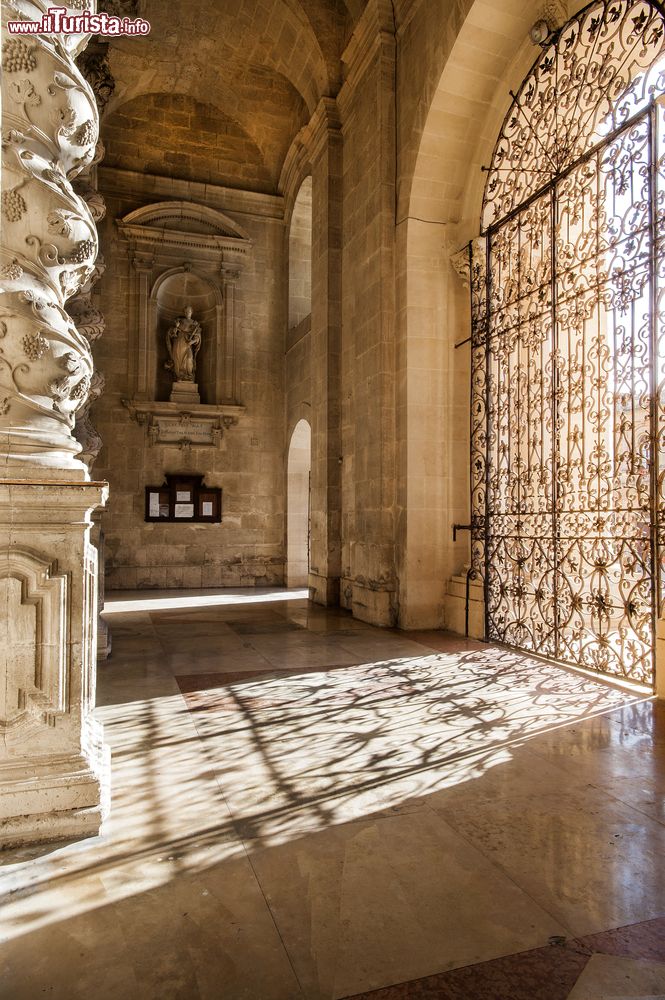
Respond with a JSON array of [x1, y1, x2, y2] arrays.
[[104, 94, 273, 194], [286, 323, 312, 438], [93, 168, 286, 590]]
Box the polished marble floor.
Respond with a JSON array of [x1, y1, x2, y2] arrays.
[[1, 588, 665, 999]]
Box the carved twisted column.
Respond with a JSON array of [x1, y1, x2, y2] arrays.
[[1, 10, 101, 472], [70, 43, 115, 660], [72, 41, 113, 470], [0, 3, 110, 846]]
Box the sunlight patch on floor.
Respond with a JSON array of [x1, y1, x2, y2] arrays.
[[103, 587, 310, 614], [0, 643, 644, 944]]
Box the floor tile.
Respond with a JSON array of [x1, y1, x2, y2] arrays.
[[246, 809, 567, 1000], [566, 953, 665, 998], [340, 942, 589, 1000]]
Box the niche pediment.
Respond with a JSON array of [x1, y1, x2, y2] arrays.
[[117, 200, 252, 259]]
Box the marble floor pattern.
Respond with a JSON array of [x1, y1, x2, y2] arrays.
[[1, 587, 665, 999]]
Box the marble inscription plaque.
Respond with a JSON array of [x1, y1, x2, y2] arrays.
[[174, 503, 194, 518]]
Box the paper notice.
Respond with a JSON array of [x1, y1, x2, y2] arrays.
[[149, 492, 160, 516], [202, 501, 213, 516], [176, 490, 191, 501], [175, 503, 194, 518]]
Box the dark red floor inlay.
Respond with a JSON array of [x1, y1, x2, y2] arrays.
[[176, 671, 274, 693], [175, 663, 374, 712], [342, 917, 665, 1000]]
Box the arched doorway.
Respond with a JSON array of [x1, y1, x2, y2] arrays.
[[287, 419, 311, 587], [469, 0, 665, 686]]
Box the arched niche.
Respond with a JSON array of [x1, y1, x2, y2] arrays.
[[118, 200, 250, 446], [287, 418, 312, 587], [118, 200, 251, 405], [288, 176, 312, 332], [152, 269, 221, 405]]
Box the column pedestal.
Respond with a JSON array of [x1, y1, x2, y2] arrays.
[[169, 381, 200, 405], [308, 570, 340, 606], [0, 481, 110, 848]]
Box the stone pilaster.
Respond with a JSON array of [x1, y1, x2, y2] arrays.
[[280, 101, 343, 606], [0, 3, 109, 844], [337, 0, 398, 626], [306, 99, 343, 606]]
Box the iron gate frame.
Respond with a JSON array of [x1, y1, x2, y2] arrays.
[[468, 0, 665, 686]]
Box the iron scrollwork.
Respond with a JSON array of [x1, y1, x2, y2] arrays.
[[471, 0, 665, 685]]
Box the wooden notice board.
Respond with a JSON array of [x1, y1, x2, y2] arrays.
[[144, 474, 222, 523]]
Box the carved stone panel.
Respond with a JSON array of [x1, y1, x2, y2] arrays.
[[0, 550, 68, 736]]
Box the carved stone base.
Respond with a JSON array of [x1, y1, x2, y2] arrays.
[[0, 718, 110, 849], [169, 381, 200, 405], [337, 577, 395, 626], [347, 580, 396, 627], [308, 571, 340, 606], [0, 480, 110, 848], [0, 419, 90, 481], [444, 573, 485, 639], [97, 618, 112, 661]]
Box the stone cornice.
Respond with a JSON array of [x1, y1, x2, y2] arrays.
[[307, 98, 342, 163], [122, 399, 245, 450], [98, 167, 284, 223], [117, 222, 251, 263]]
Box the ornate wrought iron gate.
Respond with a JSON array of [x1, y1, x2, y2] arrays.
[[470, 0, 665, 685]]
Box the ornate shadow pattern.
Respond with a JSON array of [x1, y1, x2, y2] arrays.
[[470, 0, 665, 684]]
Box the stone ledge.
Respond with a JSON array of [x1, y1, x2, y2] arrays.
[[0, 480, 108, 524], [123, 399, 245, 449]]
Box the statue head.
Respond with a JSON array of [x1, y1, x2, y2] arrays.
[[184, 305, 193, 319]]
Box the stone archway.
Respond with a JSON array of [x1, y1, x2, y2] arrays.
[[287, 419, 312, 588], [395, 0, 545, 630]]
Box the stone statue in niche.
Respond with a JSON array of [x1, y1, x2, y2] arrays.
[[165, 305, 201, 382], [165, 304, 201, 404]]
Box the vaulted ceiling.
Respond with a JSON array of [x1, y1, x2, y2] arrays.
[[103, 0, 365, 192]]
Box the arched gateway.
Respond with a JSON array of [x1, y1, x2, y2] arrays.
[[469, 0, 665, 685]]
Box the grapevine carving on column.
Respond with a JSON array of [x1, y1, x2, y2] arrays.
[[0, 3, 101, 476], [71, 43, 114, 469]]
